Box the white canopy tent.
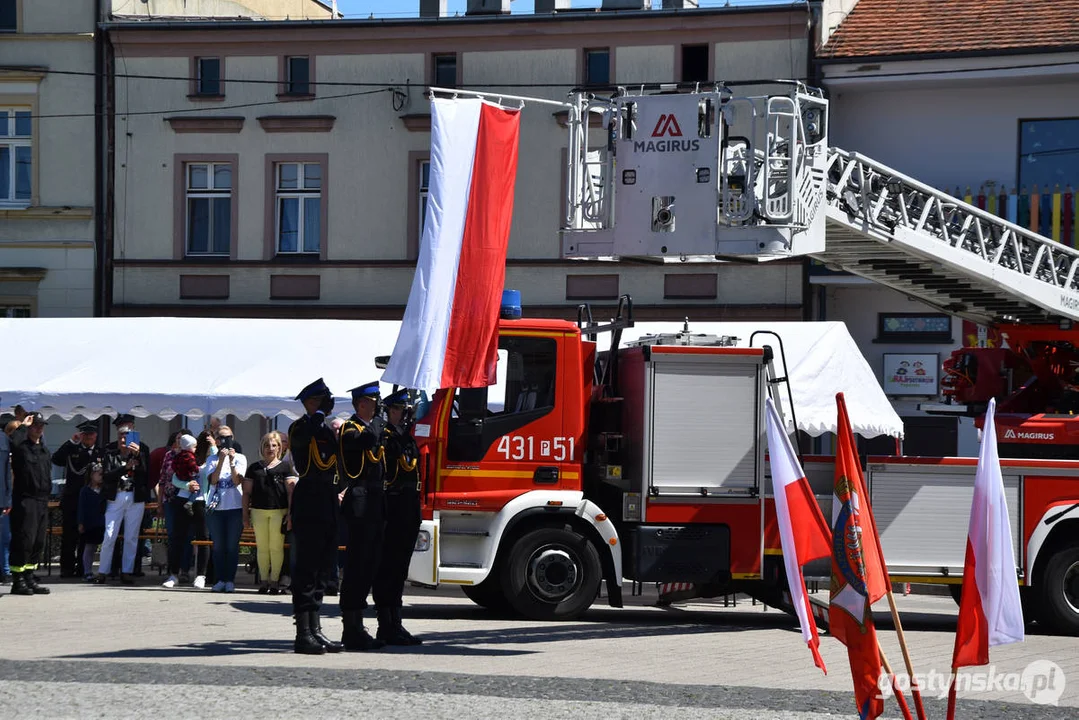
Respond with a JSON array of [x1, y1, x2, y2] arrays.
[[0, 317, 403, 421], [0, 317, 902, 439]]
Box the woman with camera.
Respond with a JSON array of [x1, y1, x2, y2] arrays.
[[242, 432, 295, 595], [203, 426, 246, 593]]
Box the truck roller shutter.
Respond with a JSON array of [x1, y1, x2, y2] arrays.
[[648, 359, 761, 495]]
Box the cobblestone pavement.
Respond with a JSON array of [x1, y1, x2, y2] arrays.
[[1, 578, 1077, 719]]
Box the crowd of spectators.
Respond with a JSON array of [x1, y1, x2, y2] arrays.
[[0, 410, 298, 593]]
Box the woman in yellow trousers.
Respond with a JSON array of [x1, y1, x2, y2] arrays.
[[242, 433, 296, 594]]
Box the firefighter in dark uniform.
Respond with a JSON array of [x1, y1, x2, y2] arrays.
[[9, 413, 53, 596], [52, 420, 103, 577], [373, 389, 424, 646], [337, 381, 387, 652], [287, 378, 344, 655]]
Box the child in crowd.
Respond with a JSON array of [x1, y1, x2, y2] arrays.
[[77, 463, 107, 581]]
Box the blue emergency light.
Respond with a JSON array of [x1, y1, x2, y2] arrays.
[[501, 289, 522, 320]]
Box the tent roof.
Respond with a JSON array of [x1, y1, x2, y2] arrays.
[[0, 317, 403, 421], [0, 317, 903, 438]]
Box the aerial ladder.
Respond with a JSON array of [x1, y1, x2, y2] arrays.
[[557, 83, 1079, 627], [560, 82, 1079, 327]]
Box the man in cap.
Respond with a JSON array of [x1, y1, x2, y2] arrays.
[[99, 414, 151, 584], [9, 413, 53, 595], [52, 420, 104, 577], [372, 388, 424, 645], [337, 381, 387, 652], [287, 378, 344, 655]]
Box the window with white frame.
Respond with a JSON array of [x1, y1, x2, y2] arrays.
[[0, 304, 30, 317], [276, 162, 321, 254], [0, 108, 32, 206], [185, 162, 232, 255], [419, 159, 430, 241]]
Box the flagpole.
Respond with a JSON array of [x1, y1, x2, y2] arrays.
[[884, 589, 929, 720], [852, 420, 929, 720], [878, 645, 914, 720]]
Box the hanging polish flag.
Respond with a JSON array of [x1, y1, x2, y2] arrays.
[[947, 397, 1025, 719], [764, 397, 832, 674], [383, 97, 521, 391]]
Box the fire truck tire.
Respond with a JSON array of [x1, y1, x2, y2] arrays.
[[501, 526, 602, 621], [461, 579, 512, 613], [1038, 545, 1079, 636]]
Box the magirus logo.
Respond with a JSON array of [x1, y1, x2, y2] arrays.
[[1003, 428, 1055, 441]]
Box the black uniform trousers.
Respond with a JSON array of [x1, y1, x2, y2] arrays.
[[59, 492, 82, 575], [10, 497, 48, 572], [290, 479, 339, 615], [372, 488, 422, 609], [339, 480, 385, 613]]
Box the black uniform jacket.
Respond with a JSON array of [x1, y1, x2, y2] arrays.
[[11, 439, 53, 501], [338, 415, 385, 489], [52, 441, 104, 499], [382, 423, 420, 492], [289, 412, 339, 483]]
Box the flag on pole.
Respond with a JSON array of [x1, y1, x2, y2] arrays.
[[830, 392, 889, 720], [764, 397, 832, 673], [382, 97, 521, 391], [947, 397, 1024, 718]]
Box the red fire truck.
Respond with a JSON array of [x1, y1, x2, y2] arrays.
[[401, 83, 1079, 634]]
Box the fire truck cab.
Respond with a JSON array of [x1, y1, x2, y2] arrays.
[[406, 297, 805, 620]]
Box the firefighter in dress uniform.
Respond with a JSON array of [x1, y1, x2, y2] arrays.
[[372, 388, 424, 646], [337, 381, 387, 652], [9, 413, 53, 596], [52, 420, 103, 578], [287, 378, 344, 655]]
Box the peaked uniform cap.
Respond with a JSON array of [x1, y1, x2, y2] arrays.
[[113, 413, 135, 427], [296, 378, 332, 401], [350, 381, 381, 402], [77, 421, 99, 433], [383, 389, 413, 407]]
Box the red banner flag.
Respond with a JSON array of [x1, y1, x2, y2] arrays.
[[830, 393, 889, 719]]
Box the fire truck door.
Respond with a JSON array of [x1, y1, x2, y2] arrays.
[[438, 333, 568, 510]]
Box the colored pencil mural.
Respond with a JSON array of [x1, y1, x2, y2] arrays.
[[950, 183, 1078, 247]]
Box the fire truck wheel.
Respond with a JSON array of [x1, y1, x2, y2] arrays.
[[501, 526, 602, 621], [461, 578, 512, 613], [1039, 545, 1079, 636]]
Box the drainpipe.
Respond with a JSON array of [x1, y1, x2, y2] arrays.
[[93, 0, 103, 316], [104, 30, 116, 316]]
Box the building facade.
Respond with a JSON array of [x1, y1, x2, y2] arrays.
[[103, 4, 811, 321], [0, 0, 98, 318], [816, 0, 1079, 456]]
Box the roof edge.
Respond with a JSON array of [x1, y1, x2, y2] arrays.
[[101, 3, 809, 31], [818, 44, 1079, 65]]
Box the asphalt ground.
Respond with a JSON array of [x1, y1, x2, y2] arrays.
[[1, 577, 1077, 719]]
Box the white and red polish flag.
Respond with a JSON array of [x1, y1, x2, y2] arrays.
[[947, 397, 1024, 718], [764, 397, 832, 674], [383, 97, 521, 390]]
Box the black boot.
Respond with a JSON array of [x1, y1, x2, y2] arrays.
[[25, 571, 50, 595], [309, 611, 343, 653], [10, 572, 34, 596], [342, 610, 384, 652], [392, 606, 423, 646], [377, 606, 422, 646], [294, 612, 326, 655]]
